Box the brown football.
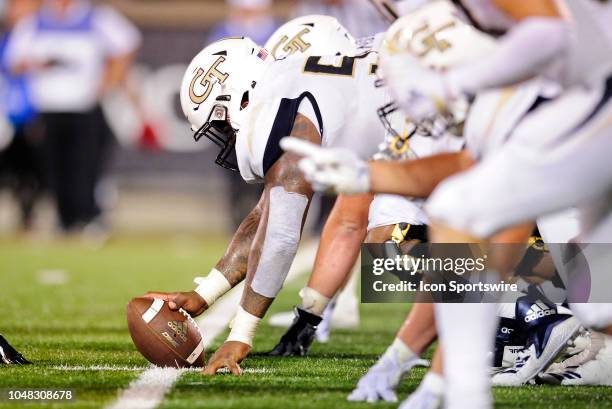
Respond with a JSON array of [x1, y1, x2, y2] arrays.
[[126, 297, 205, 368]]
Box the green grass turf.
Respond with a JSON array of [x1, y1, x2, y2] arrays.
[[0, 236, 610, 409]]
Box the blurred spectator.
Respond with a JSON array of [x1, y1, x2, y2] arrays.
[[209, 0, 279, 230], [4, 0, 140, 233], [292, 0, 388, 38], [0, 0, 43, 231]]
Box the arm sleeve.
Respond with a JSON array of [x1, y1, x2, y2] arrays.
[[250, 186, 309, 298], [93, 6, 142, 57], [447, 17, 570, 96]]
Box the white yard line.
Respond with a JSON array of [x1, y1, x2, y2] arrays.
[[53, 365, 269, 374], [53, 365, 148, 371], [102, 239, 318, 409], [104, 367, 186, 409]]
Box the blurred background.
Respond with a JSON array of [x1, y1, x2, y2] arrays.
[[0, 0, 387, 240]]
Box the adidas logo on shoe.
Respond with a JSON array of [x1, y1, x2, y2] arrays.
[[524, 301, 556, 323]]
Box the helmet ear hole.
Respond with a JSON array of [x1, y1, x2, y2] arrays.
[[240, 91, 249, 110]]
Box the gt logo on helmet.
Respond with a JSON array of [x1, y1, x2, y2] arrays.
[[411, 21, 456, 58], [270, 28, 312, 59], [189, 56, 230, 105]]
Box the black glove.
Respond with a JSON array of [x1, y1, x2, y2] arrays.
[[0, 335, 32, 364], [268, 307, 322, 357]]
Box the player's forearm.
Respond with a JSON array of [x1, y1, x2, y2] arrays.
[[244, 185, 308, 314], [215, 194, 265, 287], [369, 151, 474, 198], [230, 227, 302, 345], [447, 17, 569, 96], [307, 194, 371, 298], [194, 196, 264, 306], [226, 186, 308, 346]]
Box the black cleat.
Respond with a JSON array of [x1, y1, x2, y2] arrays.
[[268, 307, 323, 357], [0, 335, 32, 365]]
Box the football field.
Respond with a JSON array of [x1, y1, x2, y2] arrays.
[[0, 236, 611, 409]]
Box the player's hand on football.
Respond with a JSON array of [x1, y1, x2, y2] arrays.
[[203, 341, 251, 376], [378, 52, 451, 123], [143, 291, 208, 317], [280, 137, 370, 195]]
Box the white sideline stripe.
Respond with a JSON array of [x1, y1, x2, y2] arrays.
[[103, 240, 317, 409]]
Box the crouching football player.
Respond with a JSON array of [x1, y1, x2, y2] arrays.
[[145, 22, 397, 373]]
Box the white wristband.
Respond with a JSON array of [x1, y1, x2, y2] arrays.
[[193, 269, 231, 306], [226, 306, 261, 347]]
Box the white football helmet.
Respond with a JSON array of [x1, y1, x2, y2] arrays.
[[378, 0, 495, 138], [264, 15, 358, 60], [380, 0, 495, 68], [180, 37, 272, 170]]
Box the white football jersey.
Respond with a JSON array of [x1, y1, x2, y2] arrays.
[[464, 79, 560, 159], [235, 51, 388, 183]]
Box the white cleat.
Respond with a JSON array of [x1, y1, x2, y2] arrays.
[[398, 373, 444, 409], [537, 332, 612, 386], [492, 316, 581, 386]]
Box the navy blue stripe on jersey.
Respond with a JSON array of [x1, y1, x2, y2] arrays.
[[262, 92, 323, 176]]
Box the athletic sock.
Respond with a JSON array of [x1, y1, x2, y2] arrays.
[[299, 287, 331, 316], [385, 337, 417, 365]]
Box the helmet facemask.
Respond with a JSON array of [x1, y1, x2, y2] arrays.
[[193, 77, 253, 172], [375, 96, 419, 160], [193, 101, 239, 171]]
